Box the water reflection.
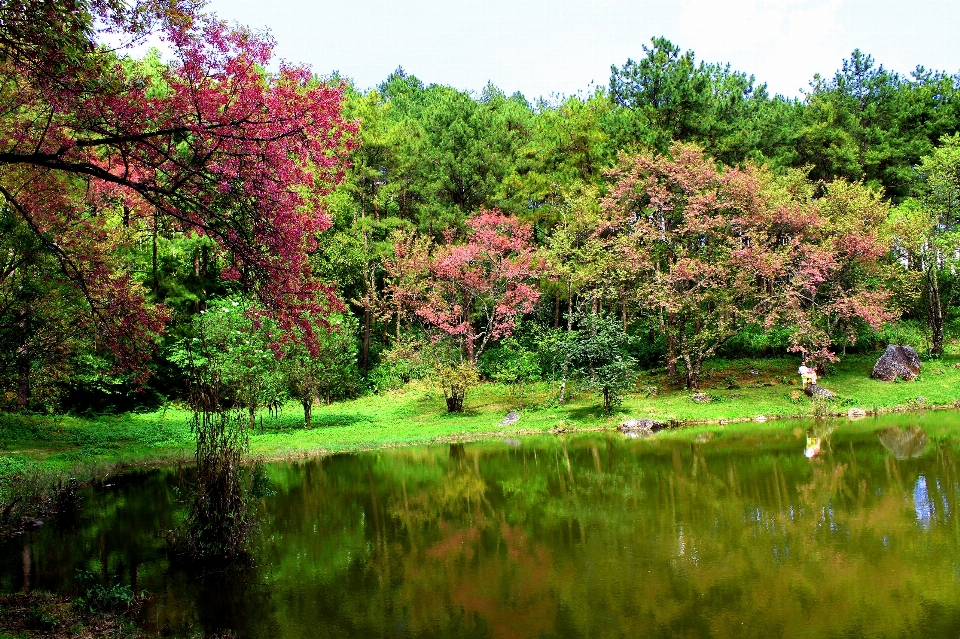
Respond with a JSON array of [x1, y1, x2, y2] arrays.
[[4, 412, 960, 638], [879, 425, 928, 459]]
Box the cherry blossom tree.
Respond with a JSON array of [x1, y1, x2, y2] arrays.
[[601, 143, 893, 388], [385, 209, 542, 410], [0, 0, 356, 375], [388, 210, 542, 362]]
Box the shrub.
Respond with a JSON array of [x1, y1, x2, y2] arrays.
[[73, 570, 141, 614]]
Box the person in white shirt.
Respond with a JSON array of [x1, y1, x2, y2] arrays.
[[798, 365, 817, 389]]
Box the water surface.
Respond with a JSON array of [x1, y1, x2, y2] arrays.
[[5, 412, 960, 638]]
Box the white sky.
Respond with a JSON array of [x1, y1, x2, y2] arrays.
[[202, 0, 960, 100]]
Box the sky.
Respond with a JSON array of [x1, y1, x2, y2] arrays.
[[201, 0, 960, 100]]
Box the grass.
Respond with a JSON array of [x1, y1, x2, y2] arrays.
[[1, 353, 959, 478]]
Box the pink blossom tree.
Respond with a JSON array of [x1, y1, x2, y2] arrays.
[[385, 209, 542, 410], [0, 0, 356, 376], [601, 143, 894, 388]]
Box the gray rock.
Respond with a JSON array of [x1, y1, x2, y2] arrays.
[[871, 344, 922, 382], [618, 418, 666, 433], [690, 392, 711, 403], [498, 411, 520, 426], [804, 383, 835, 400]]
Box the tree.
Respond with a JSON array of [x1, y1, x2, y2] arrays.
[[283, 313, 360, 428], [564, 313, 635, 415], [608, 37, 792, 166], [0, 0, 355, 376], [799, 50, 960, 201], [171, 296, 285, 430], [781, 177, 897, 369], [601, 143, 894, 388], [901, 134, 960, 356], [388, 209, 542, 364], [385, 209, 542, 411], [0, 207, 88, 409]]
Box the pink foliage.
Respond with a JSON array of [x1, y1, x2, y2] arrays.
[[0, 2, 356, 370], [601, 142, 895, 373], [387, 209, 543, 362]]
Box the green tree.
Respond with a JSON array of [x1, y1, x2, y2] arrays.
[[908, 134, 960, 355], [283, 313, 360, 428], [172, 296, 285, 430], [565, 313, 635, 415]]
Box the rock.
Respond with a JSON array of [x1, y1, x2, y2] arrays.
[[690, 392, 711, 403], [847, 407, 867, 419], [754, 415, 768, 422], [871, 344, 922, 382], [618, 418, 666, 433], [804, 383, 835, 400], [498, 411, 520, 426]]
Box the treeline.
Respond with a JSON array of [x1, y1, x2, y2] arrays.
[[3, 34, 959, 415]]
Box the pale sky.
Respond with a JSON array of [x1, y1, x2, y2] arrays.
[[202, 0, 959, 100]]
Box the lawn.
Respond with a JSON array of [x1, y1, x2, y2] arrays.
[[2, 353, 959, 476]]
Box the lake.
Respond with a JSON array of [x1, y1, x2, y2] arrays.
[[4, 411, 960, 638]]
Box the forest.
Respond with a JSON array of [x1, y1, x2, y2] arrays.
[[2, 0, 960, 422]]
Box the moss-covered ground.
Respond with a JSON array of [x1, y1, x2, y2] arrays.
[[1, 354, 959, 477]]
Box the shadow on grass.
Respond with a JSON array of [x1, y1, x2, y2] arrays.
[[563, 404, 616, 422], [256, 412, 367, 432]]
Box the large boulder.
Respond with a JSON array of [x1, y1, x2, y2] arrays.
[[804, 383, 835, 400], [871, 345, 922, 382]]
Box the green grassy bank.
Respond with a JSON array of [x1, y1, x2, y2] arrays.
[[2, 354, 959, 476]]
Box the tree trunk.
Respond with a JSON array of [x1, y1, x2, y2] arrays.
[[465, 296, 476, 363], [560, 284, 573, 405], [302, 399, 312, 429], [684, 355, 701, 390], [446, 389, 464, 413], [152, 211, 160, 298], [16, 343, 29, 410], [15, 308, 29, 410], [362, 302, 371, 371], [666, 313, 678, 377], [927, 267, 945, 357]]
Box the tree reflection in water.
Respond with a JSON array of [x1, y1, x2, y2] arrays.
[[4, 413, 960, 638]]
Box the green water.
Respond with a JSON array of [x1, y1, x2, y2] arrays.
[[5, 412, 960, 638]]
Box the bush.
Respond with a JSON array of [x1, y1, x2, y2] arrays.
[[366, 335, 433, 393], [564, 313, 636, 416], [717, 324, 793, 358], [861, 319, 929, 354], [73, 570, 140, 614], [479, 337, 541, 394]]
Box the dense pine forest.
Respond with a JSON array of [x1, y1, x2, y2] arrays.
[[3, 3, 959, 419]]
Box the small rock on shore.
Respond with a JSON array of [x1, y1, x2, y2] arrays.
[[618, 418, 666, 433]]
